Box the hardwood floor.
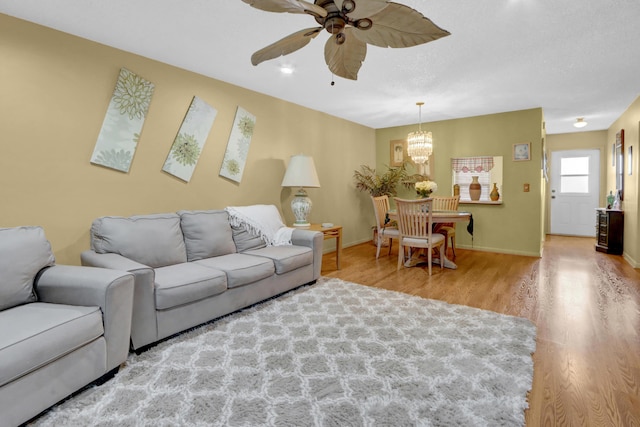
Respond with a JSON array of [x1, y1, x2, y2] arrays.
[[320, 235, 640, 426]]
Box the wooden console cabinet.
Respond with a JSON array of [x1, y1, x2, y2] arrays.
[[595, 209, 623, 255]]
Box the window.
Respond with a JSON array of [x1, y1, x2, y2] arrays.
[[560, 156, 588, 193], [451, 156, 503, 202]]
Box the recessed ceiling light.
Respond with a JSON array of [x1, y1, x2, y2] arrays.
[[574, 117, 588, 128], [280, 66, 294, 75]]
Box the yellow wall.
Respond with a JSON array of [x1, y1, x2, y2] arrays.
[[607, 96, 639, 267], [0, 14, 376, 264], [376, 109, 545, 257], [3, 13, 635, 267], [540, 113, 547, 247]]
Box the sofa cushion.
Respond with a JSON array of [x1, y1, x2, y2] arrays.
[[195, 254, 274, 289], [91, 213, 187, 268], [244, 245, 313, 275], [0, 302, 103, 387], [178, 210, 236, 261], [154, 263, 228, 310], [231, 224, 267, 252], [0, 226, 56, 311]]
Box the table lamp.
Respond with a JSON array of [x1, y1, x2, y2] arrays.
[[281, 154, 321, 226]]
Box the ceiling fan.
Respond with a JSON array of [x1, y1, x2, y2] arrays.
[[241, 0, 450, 81]]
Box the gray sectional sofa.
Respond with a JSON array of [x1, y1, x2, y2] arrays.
[[81, 209, 323, 352], [0, 226, 135, 427]]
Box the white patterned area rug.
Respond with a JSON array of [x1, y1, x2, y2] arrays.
[[32, 277, 536, 427]]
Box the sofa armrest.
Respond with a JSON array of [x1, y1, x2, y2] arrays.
[[34, 265, 134, 371], [81, 250, 158, 351], [291, 229, 323, 280]]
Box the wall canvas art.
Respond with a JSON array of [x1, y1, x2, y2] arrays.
[[162, 96, 217, 182], [219, 106, 256, 183], [90, 68, 154, 172]]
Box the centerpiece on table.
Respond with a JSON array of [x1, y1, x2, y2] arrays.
[[415, 180, 437, 198]]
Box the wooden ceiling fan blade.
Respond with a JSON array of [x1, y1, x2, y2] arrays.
[[242, 0, 327, 17], [251, 27, 322, 66], [324, 28, 367, 80], [353, 2, 450, 48], [336, 0, 389, 21]]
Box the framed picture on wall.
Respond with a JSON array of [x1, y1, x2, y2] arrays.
[[616, 129, 624, 200], [513, 142, 531, 161], [390, 140, 407, 167]]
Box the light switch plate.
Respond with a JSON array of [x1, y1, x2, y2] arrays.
[[524, 183, 530, 192]]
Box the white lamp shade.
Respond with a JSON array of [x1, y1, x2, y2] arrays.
[[281, 155, 321, 188]]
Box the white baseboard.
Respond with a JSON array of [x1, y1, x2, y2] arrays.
[[623, 252, 639, 268], [456, 244, 542, 258]]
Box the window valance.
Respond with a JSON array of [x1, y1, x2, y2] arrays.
[[451, 156, 495, 172]]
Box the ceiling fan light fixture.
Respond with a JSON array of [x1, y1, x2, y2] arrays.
[[355, 18, 372, 30], [574, 117, 588, 128], [407, 102, 433, 165], [341, 0, 355, 13], [280, 65, 294, 74]]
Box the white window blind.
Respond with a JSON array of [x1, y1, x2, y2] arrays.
[[451, 156, 503, 201], [455, 172, 491, 200]]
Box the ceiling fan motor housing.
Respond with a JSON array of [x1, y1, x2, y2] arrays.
[[315, 0, 349, 34]]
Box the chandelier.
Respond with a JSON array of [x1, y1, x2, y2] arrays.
[[407, 102, 433, 165]]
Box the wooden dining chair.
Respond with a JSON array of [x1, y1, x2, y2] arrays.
[[371, 195, 400, 259], [431, 195, 460, 258], [394, 198, 446, 276]]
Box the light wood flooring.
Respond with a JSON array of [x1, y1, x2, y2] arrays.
[[320, 235, 640, 426]]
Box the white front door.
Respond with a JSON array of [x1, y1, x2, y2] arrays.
[[550, 149, 600, 236]]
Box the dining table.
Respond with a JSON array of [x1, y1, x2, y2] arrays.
[[385, 209, 472, 269]]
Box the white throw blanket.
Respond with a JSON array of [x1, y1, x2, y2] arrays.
[[225, 205, 294, 246]]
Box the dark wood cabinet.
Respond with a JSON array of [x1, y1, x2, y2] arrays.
[[595, 209, 623, 254]]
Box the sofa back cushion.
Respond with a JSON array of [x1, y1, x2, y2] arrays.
[[178, 210, 236, 261], [231, 224, 267, 252], [91, 213, 187, 268], [0, 226, 56, 311]]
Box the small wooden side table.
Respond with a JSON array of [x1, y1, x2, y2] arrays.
[[302, 224, 342, 270]]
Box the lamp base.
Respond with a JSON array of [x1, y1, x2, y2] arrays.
[[291, 188, 312, 227]]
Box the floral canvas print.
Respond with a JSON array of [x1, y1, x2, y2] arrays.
[[219, 106, 255, 183], [90, 68, 154, 172], [162, 96, 217, 182]]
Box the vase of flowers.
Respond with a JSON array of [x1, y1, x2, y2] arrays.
[[415, 180, 437, 198]]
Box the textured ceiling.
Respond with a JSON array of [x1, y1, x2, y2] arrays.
[[2, 0, 640, 134]]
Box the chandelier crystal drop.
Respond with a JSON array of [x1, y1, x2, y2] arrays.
[[407, 102, 433, 165]]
